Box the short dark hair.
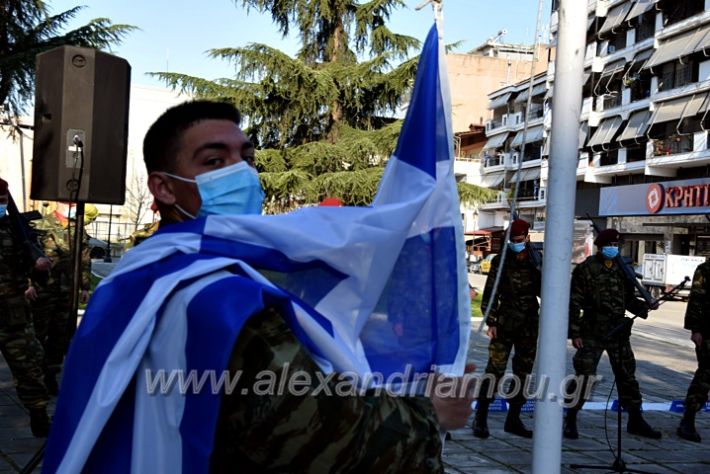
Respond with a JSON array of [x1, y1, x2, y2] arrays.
[[143, 100, 241, 173]]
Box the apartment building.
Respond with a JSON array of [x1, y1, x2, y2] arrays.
[[479, 0, 710, 259]]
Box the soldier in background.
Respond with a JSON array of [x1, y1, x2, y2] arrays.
[[564, 228, 661, 440], [0, 178, 51, 437], [31, 204, 93, 394], [677, 259, 710, 442], [473, 219, 541, 439]]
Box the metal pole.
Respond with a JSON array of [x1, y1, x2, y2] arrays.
[[68, 202, 85, 343], [104, 204, 113, 263], [531, 1, 587, 473]]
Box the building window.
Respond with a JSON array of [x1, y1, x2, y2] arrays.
[[600, 149, 619, 166], [661, 0, 704, 27], [635, 10, 655, 42], [522, 143, 542, 162], [608, 32, 627, 54], [626, 143, 648, 162], [658, 61, 697, 92], [628, 69, 652, 101]]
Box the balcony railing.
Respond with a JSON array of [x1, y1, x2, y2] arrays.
[[602, 93, 622, 110], [652, 135, 694, 156], [483, 154, 503, 167]]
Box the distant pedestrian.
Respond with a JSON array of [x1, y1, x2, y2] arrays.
[[677, 260, 710, 442]]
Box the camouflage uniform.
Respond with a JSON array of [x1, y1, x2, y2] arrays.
[[565, 254, 660, 440], [681, 261, 710, 414], [31, 214, 91, 379], [211, 307, 443, 473], [567, 254, 648, 411], [472, 250, 540, 439], [479, 252, 541, 405], [0, 218, 49, 412]]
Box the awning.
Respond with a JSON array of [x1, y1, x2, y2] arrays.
[[600, 59, 626, 77], [510, 125, 544, 147], [618, 109, 652, 141], [626, 0, 657, 23], [599, 1, 633, 36], [483, 132, 508, 150], [480, 173, 505, 188], [645, 25, 710, 69], [586, 116, 623, 148], [650, 93, 708, 125], [542, 137, 550, 157], [587, 15, 595, 31], [489, 92, 512, 110], [515, 83, 547, 103], [510, 167, 542, 183]]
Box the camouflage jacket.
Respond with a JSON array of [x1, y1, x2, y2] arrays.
[[684, 261, 710, 335], [211, 307, 443, 473], [481, 251, 541, 331], [33, 214, 91, 290], [0, 218, 30, 299], [569, 254, 647, 339]]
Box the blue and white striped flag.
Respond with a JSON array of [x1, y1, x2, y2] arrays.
[[44, 24, 470, 474]]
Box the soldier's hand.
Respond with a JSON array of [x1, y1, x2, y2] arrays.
[[691, 332, 703, 347], [80, 289, 90, 304], [486, 326, 497, 340], [34, 257, 52, 272], [429, 363, 476, 432], [572, 337, 584, 349], [24, 286, 38, 302]]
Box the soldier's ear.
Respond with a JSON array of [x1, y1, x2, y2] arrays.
[[148, 173, 177, 206]]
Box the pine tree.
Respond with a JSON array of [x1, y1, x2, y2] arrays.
[[154, 0, 493, 209]]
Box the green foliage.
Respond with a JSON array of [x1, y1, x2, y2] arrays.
[[458, 182, 497, 206], [154, 1, 492, 212], [0, 1, 135, 115]]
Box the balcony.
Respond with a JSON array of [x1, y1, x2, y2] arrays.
[[482, 153, 507, 173], [652, 134, 694, 157], [479, 191, 510, 211], [646, 132, 710, 175]]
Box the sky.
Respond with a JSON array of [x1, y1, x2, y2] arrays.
[[50, 0, 552, 88]]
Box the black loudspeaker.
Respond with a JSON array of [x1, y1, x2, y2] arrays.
[[32, 46, 131, 204]]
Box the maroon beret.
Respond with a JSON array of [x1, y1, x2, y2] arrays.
[[594, 228, 620, 247], [509, 219, 530, 237], [0, 178, 8, 195]]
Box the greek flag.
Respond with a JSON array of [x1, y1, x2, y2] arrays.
[[44, 24, 469, 474]]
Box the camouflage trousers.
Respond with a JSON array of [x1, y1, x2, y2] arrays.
[[32, 288, 71, 375], [566, 336, 642, 411], [0, 296, 49, 410], [683, 337, 710, 414], [478, 324, 538, 406]]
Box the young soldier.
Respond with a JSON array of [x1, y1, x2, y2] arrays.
[[677, 259, 710, 442], [473, 219, 541, 439], [564, 228, 661, 440], [0, 178, 51, 436]]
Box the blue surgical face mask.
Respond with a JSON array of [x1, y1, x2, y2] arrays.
[[163, 161, 265, 218], [508, 241, 526, 253], [601, 246, 619, 259], [0, 204, 6, 216]]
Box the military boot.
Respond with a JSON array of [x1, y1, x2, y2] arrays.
[[563, 409, 579, 439], [30, 408, 50, 438], [677, 411, 701, 442], [472, 401, 490, 439], [504, 403, 533, 438], [627, 408, 662, 439]]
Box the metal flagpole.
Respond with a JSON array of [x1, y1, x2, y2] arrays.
[[532, 1, 587, 473]]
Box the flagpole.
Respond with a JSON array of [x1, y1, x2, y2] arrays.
[[532, 1, 586, 473]]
